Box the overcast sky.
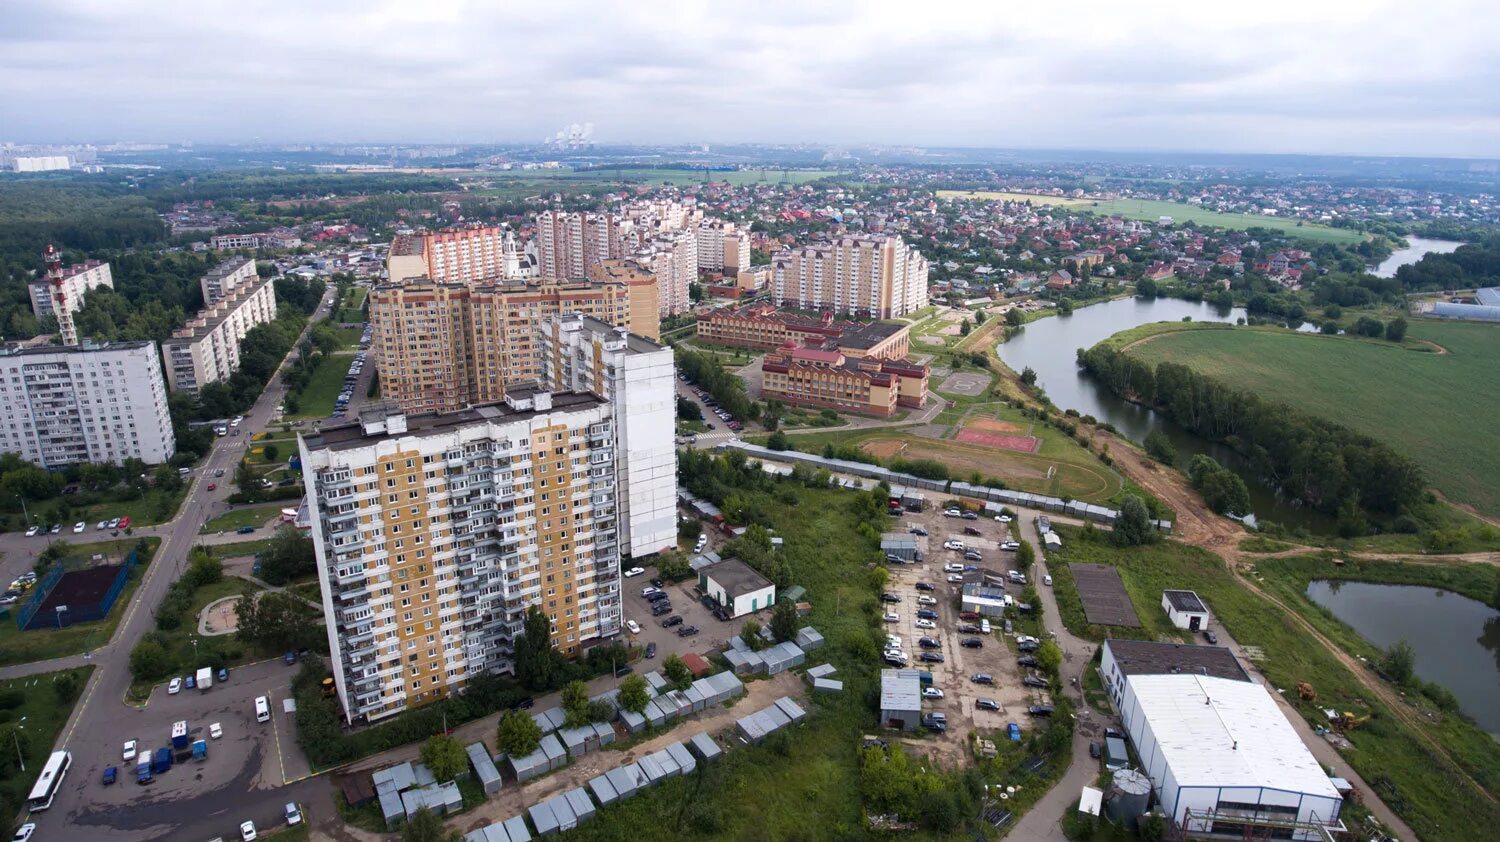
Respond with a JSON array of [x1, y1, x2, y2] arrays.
[[3, 0, 1498, 157]]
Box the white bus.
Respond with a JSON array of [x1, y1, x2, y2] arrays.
[[28, 750, 72, 811]]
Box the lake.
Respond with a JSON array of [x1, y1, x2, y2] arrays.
[[1306, 580, 1500, 735], [1372, 237, 1463, 278]]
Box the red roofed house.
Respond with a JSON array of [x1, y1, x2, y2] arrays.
[[761, 343, 928, 417]]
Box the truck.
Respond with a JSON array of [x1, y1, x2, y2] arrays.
[[152, 747, 173, 775], [191, 740, 207, 761], [196, 667, 213, 692], [171, 720, 190, 751]]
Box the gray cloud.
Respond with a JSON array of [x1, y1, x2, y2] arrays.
[[0, 0, 1497, 156]]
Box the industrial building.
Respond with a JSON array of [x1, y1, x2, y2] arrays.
[[698, 558, 776, 618], [1099, 640, 1344, 839], [880, 668, 923, 732], [1161, 589, 1211, 631]]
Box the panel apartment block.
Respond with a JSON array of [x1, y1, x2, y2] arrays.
[[0, 341, 175, 467], [387, 225, 535, 285], [299, 391, 622, 723], [199, 256, 258, 306], [30, 245, 114, 345], [542, 314, 678, 559], [161, 273, 278, 392], [772, 235, 929, 318]]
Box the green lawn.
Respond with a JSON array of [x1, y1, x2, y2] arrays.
[[200, 504, 286, 534], [9, 485, 188, 531], [0, 666, 93, 822], [1043, 526, 1500, 841], [0, 538, 159, 667], [126, 574, 270, 701], [288, 351, 356, 419], [1122, 320, 1500, 517]]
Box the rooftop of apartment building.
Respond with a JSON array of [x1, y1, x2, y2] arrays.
[[561, 313, 665, 355], [203, 256, 256, 283], [706, 304, 910, 351], [0, 338, 154, 359], [164, 273, 275, 345], [42, 259, 109, 282], [389, 234, 425, 257], [374, 275, 628, 296], [305, 388, 606, 453]]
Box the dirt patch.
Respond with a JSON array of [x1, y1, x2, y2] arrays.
[[199, 595, 244, 636], [965, 417, 1024, 434], [862, 440, 909, 460], [955, 428, 1041, 453]]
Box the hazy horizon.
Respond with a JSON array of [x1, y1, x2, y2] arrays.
[[3, 0, 1498, 158]]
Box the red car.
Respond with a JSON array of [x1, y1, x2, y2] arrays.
[[207, 483, 217, 491], [959, 611, 980, 621], [117, 516, 131, 529]]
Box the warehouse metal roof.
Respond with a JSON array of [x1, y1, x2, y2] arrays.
[[880, 668, 922, 712], [1128, 674, 1340, 799]]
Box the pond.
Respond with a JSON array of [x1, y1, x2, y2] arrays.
[[1306, 580, 1500, 735], [1371, 237, 1464, 278]]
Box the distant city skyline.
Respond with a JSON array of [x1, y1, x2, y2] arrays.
[[3, 0, 1498, 158]]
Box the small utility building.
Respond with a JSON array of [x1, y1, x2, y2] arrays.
[[880, 668, 923, 732], [699, 558, 775, 618], [1161, 590, 1211, 631]]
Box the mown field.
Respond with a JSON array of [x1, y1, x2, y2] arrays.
[[1042, 526, 1500, 841], [1122, 320, 1500, 517], [936, 191, 1363, 244]]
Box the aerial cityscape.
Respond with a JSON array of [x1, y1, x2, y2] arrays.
[[1, 2, 1498, 842]]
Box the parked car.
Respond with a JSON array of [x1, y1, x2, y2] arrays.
[[236, 526, 256, 534], [614, 664, 633, 677], [883, 612, 899, 623], [660, 615, 683, 628], [879, 593, 900, 603], [1203, 630, 1219, 645], [240, 820, 258, 841], [922, 687, 944, 700], [651, 602, 673, 616], [919, 652, 944, 663], [102, 766, 117, 785], [908, 526, 928, 536], [943, 562, 964, 573], [641, 586, 662, 598], [947, 574, 964, 583], [961, 511, 978, 520], [167, 677, 183, 695], [916, 609, 937, 621], [971, 673, 994, 685], [623, 567, 645, 577], [914, 581, 935, 592], [1018, 640, 1039, 652], [1017, 655, 1039, 668], [976, 698, 1000, 711], [1089, 741, 1101, 759], [1028, 705, 1055, 717], [108, 517, 121, 529], [914, 619, 936, 630], [1009, 723, 1023, 742], [942, 540, 964, 551], [942, 508, 961, 518], [918, 637, 942, 649], [24, 526, 39, 537], [210, 723, 224, 739], [646, 591, 670, 603], [207, 483, 217, 491], [676, 625, 699, 637], [625, 620, 641, 634], [1022, 675, 1049, 688], [994, 514, 1013, 524], [922, 713, 947, 733], [96, 521, 108, 530], [14, 824, 35, 842], [185, 674, 196, 690], [123, 740, 137, 762], [957, 623, 981, 634], [962, 526, 981, 536], [883, 653, 908, 667], [1000, 541, 1021, 551], [960, 637, 984, 648], [645, 643, 657, 659], [916, 595, 936, 606]]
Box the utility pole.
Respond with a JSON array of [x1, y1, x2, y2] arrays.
[[13, 717, 26, 772]]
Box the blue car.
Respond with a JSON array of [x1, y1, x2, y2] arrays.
[[1008, 722, 1022, 742], [102, 766, 117, 785], [185, 674, 195, 690], [217, 667, 229, 683]]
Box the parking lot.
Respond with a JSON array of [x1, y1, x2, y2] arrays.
[[883, 501, 1053, 756]]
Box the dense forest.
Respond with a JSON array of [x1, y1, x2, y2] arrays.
[[1395, 236, 1500, 291], [1077, 344, 1424, 519]]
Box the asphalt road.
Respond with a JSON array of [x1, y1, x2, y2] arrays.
[[5, 288, 338, 841]]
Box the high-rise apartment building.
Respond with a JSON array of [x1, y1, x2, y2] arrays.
[[587, 259, 661, 339], [534, 211, 634, 281], [161, 272, 278, 392], [299, 390, 622, 723], [387, 226, 536, 285], [199, 256, 258, 306], [542, 314, 677, 559], [369, 277, 656, 415], [29, 245, 114, 345], [0, 340, 175, 467], [772, 235, 929, 318], [641, 230, 698, 316], [696, 220, 751, 276]]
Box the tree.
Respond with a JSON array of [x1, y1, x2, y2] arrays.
[[1057, 299, 1074, 316], [1143, 429, 1177, 464], [257, 526, 316, 585], [1036, 640, 1064, 675], [496, 709, 542, 757], [515, 607, 560, 691], [419, 734, 467, 782], [959, 320, 972, 336], [1005, 308, 1024, 326], [973, 309, 987, 325], [129, 639, 172, 681], [1015, 538, 1035, 569], [587, 699, 615, 723], [561, 679, 590, 727], [740, 618, 765, 650], [770, 599, 799, 643], [1381, 640, 1416, 683], [1353, 315, 1385, 337], [1112, 495, 1157, 546], [1019, 367, 1037, 386], [153, 463, 184, 493], [401, 807, 463, 842], [617, 674, 650, 713], [264, 443, 281, 463], [1385, 316, 1408, 342], [688, 281, 704, 303], [663, 653, 691, 688], [237, 592, 318, 652], [766, 430, 791, 451]]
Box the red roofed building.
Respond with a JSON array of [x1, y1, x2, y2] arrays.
[[761, 344, 927, 417]]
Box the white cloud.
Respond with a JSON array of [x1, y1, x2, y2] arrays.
[[1, 0, 1497, 156]]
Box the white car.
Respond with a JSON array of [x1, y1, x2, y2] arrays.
[[942, 508, 962, 518], [123, 739, 138, 762], [623, 567, 646, 578], [640, 587, 661, 598], [943, 563, 965, 573], [625, 620, 641, 634], [24, 526, 39, 537], [994, 514, 1013, 523], [947, 573, 964, 583], [1000, 541, 1021, 551], [96, 521, 108, 530], [210, 722, 223, 739], [916, 595, 937, 606], [942, 540, 964, 551], [914, 619, 937, 630], [284, 802, 303, 825], [1043, 574, 1053, 586], [73, 521, 86, 533], [922, 687, 945, 700], [883, 612, 899, 623], [240, 820, 258, 841], [885, 635, 903, 649], [167, 677, 183, 695], [13, 824, 35, 842]]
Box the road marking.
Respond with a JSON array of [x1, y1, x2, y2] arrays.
[[268, 687, 288, 785], [59, 660, 105, 747]]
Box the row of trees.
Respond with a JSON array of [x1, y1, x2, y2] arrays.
[[1394, 236, 1500, 291], [675, 348, 752, 420], [1079, 345, 1423, 516]]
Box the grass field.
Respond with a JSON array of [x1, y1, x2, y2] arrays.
[[937, 190, 1363, 244], [288, 351, 356, 419], [1043, 527, 1500, 841], [1122, 320, 1500, 517], [200, 504, 286, 534], [0, 538, 159, 667], [0, 666, 93, 820]]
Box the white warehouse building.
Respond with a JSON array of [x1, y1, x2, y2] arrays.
[[1100, 639, 1344, 840], [698, 558, 775, 619]]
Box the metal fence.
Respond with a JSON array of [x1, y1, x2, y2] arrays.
[[13, 562, 66, 630], [16, 547, 139, 630]]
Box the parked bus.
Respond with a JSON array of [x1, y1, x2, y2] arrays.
[[28, 750, 72, 811]]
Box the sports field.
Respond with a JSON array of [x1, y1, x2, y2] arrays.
[[937, 190, 1362, 244], [1123, 320, 1500, 516]]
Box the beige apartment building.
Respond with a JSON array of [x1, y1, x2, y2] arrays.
[[369, 277, 655, 414], [387, 225, 535, 285], [199, 256, 258, 305], [299, 390, 622, 723], [772, 235, 929, 318], [29, 245, 114, 345], [640, 230, 698, 316], [534, 211, 634, 281], [696, 219, 751, 276], [161, 273, 278, 392]]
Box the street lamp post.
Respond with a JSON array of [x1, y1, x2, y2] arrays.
[[13, 717, 26, 773]]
